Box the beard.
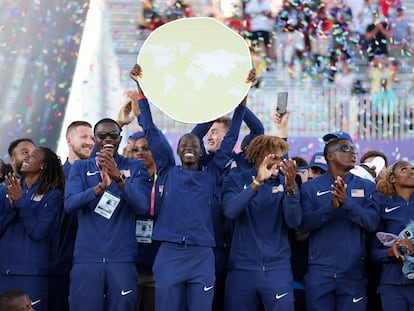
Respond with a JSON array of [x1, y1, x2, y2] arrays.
[[73, 145, 92, 160]]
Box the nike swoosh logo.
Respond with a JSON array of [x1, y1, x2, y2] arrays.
[[87, 170, 99, 176], [316, 190, 331, 196], [31, 299, 41, 305], [121, 290, 133, 296], [353, 297, 364, 303], [276, 292, 288, 299], [385, 206, 400, 213], [203, 285, 214, 292]]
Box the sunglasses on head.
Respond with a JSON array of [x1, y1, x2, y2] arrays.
[[96, 131, 121, 140], [331, 143, 358, 153]]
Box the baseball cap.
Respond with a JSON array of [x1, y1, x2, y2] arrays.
[[129, 131, 145, 141], [322, 131, 353, 144], [350, 165, 376, 184], [309, 151, 328, 172]]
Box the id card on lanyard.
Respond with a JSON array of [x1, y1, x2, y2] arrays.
[[136, 174, 156, 243], [93, 157, 121, 219], [95, 191, 120, 219]]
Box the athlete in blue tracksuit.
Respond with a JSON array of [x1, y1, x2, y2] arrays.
[[300, 138, 380, 311], [0, 147, 64, 311], [136, 91, 246, 311], [64, 118, 151, 311], [47, 159, 78, 311], [221, 135, 301, 311], [191, 106, 264, 311], [371, 160, 414, 310]]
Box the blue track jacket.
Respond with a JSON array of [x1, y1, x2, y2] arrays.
[[191, 108, 264, 247], [301, 172, 379, 278], [0, 182, 62, 275], [64, 154, 151, 263], [138, 98, 246, 247], [222, 169, 302, 271], [371, 193, 414, 285]]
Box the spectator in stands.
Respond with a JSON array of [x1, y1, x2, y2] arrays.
[[276, 0, 306, 77], [308, 2, 333, 76], [372, 160, 414, 311], [0, 288, 34, 311], [64, 118, 151, 311], [327, 0, 353, 81], [334, 59, 358, 131], [0, 147, 65, 311], [352, 0, 377, 50], [138, 0, 163, 31], [367, 56, 396, 137], [379, 0, 400, 18], [389, 5, 412, 66], [245, 0, 274, 62], [301, 134, 380, 311], [365, 9, 391, 62], [222, 135, 300, 311]]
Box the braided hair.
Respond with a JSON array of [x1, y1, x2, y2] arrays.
[[37, 147, 65, 196]]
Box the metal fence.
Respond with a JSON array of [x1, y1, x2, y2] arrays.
[[148, 85, 414, 142]]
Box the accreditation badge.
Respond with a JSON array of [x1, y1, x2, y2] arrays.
[[94, 191, 121, 219], [136, 219, 154, 243]]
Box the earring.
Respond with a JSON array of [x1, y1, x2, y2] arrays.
[[41, 167, 44, 170]]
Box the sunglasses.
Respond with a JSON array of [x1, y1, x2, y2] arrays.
[[132, 147, 150, 153], [96, 131, 121, 140], [331, 143, 359, 153]]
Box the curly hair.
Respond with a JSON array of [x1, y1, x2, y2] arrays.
[[376, 161, 405, 196], [37, 147, 65, 196], [245, 135, 289, 163]]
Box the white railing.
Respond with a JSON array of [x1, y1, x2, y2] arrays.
[[149, 86, 414, 142]]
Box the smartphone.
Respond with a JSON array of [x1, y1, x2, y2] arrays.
[[276, 92, 288, 114]]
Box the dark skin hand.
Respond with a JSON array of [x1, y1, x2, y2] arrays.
[[332, 176, 347, 208], [387, 233, 414, 261], [5, 173, 22, 206], [130, 64, 258, 91]]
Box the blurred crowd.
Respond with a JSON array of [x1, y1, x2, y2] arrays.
[[138, 0, 412, 90]]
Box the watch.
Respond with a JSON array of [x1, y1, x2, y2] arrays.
[[115, 173, 126, 184], [286, 187, 297, 195]]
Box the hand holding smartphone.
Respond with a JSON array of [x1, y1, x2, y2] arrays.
[[276, 92, 288, 115]]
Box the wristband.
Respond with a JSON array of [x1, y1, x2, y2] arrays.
[[252, 179, 263, 187], [137, 94, 146, 100]]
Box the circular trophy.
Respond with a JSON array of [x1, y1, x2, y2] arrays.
[[137, 17, 252, 123]]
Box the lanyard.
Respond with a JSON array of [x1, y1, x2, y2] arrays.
[[150, 172, 158, 217], [95, 157, 104, 181]]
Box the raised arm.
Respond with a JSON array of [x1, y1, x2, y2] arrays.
[[130, 64, 175, 171]]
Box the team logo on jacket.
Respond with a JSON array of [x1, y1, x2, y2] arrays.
[[86, 170, 99, 176], [316, 190, 331, 196], [384, 205, 400, 213], [31, 194, 44, 201]]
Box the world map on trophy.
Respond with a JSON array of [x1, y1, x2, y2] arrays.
[[137, 17, 252, 123]]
